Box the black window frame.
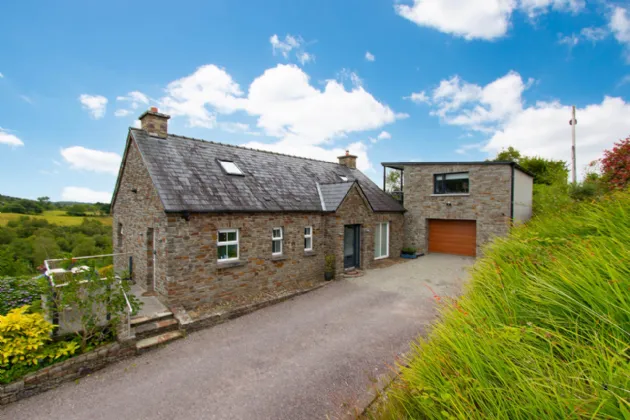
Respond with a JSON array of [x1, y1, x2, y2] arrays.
[[433, 172, 470, 194]]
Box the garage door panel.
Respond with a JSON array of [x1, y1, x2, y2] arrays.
[[428, 220, 476, 257]]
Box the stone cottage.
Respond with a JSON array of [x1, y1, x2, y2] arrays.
[[111, 108, 405, 309]]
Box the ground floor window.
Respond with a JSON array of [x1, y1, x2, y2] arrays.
[[218, 229, 239, 261], [304, 226, 313, 251], [272, 227, 283, 255], [374, 222, 389, 259]]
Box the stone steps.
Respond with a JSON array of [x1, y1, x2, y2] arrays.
[[130, 311, 174, 327], [134, 318, 179, 340], [136, 330, 184, 353]]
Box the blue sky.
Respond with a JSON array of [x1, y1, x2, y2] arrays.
[[2, 0, 630, 202]]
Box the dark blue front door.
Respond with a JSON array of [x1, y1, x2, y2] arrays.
[[343, 225, 360, 269]]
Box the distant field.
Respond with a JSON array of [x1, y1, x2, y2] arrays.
[[0, 210, 112, 227]]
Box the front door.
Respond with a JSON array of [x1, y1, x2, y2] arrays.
[[343, 225, 361, 269]]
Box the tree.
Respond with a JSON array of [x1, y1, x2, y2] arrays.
[[490, 147, 569, 185], [492, 146, 522, 162], [37, 196, 51, 210], [386, 169, 402, 192], [601, 136, 630, 190]]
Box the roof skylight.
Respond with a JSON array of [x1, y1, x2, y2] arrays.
[[219, 160, 243, 175], [339, 175, 348, 182]]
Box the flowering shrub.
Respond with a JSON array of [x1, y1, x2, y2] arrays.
[[0, 306, 79, 383], [601, 136, 630, 190], [0, 276, 47, 315]]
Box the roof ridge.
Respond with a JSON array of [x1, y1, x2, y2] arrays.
[[319, 180, 356, 186], [130, 128, 347, 167]]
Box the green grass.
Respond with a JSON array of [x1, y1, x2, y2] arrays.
[[0, 210, 111, 227], [377, 192, 630, 419]]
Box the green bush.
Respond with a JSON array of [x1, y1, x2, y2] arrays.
[[0, 276, 48, 315], [0, 306, 79, 384], [379, 191, 630, 419], [401, 247, 417, 255]]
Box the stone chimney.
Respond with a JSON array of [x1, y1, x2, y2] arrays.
[[338, 150, 357, 169], [139, 107, 170, 138]]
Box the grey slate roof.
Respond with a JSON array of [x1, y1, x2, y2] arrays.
[[129, 129, 404, 213], [318, 182, 354, 211]]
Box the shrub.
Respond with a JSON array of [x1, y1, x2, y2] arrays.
[[379, 191, 630, 419], [0, 276, 48, 315], [401, 247, 417, 255], [0, 306, 79, 383], [325, 255, 335, 273], [601, 136, 630, 190]]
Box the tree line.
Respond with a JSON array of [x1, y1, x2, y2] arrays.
[[0, 194, 110, 216]]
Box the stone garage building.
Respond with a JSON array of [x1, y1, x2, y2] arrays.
[[112, 109, 405, 309]]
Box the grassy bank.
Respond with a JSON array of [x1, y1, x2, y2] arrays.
[[0, 210, 111, 227], [378, 192, 630, 419]]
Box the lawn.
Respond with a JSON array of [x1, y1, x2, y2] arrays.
[[0, 210, 112, 227], [376, 191, 630, 419]]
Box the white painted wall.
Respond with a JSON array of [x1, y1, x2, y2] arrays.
[[513, 168, 533, 223]]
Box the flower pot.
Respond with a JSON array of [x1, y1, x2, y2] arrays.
[[324, 271, 334, 281], [401, 252, 418, 259]]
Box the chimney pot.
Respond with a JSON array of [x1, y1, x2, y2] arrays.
[[139, 108, 170, 138]]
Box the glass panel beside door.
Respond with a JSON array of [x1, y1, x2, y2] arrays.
[[374, 222, 389, 259]]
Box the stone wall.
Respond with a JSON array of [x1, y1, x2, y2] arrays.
[[402, 164, 512, 256], [328, 185, 405, 278], [112, 138, 168, 295], [0, 342, 136, 406], [164, 212, 327, 309]]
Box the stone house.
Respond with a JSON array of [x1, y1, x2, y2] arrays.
[[381, 161, 534, 257], [111, 109, 405, 309]]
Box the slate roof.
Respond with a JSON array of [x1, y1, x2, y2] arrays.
[[318, 182, 354, 211], [128, 128, 405, 213]]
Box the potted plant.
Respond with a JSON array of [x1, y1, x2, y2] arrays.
[[401, 247, 418, 259], [324, 255, 335, 280]]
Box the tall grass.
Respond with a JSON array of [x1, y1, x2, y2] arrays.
[[379, 192, 630, 419]]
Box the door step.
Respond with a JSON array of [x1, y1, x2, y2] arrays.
[[136, 330, 184, 353], [130, 311, 173, 327], [134, 318, 179, 340]]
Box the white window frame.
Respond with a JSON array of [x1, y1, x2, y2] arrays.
[[304, 226, 313, 251], [217, 228, 239, 261], [272, 227, 283, 256], [374, 222, 390, 260]]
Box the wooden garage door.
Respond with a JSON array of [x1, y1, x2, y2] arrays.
[[428, 220, 476, 257]]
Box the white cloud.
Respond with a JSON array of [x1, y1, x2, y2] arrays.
[[558, 33, 579, 50], [395, 0, 584, 40], [147, 63, 401, 171], [405, 91, 430, 104], [62, 187, 112, 203], [610, 6, 630, 45], [60, 146, 121, 175], [114, 109, 132, 117], [0, 72, 4, 78], [79, 94, 108, 119], [455, 142, 485, 154], [159, 64, 244, 128], [115, 91, 150, 116], [270, 34, 314, 65], [365, 51, 375, 62], [0, 128, 24, 147], [581, 26, 608, 42], [297, 52, 314, 65], [424, 71, 630, 179], [370, 130, 392, 144]]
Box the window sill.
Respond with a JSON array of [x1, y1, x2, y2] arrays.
[[303, 250, 317, 257], [431, 193, 470, 197], [271, 255, 288, 262], [217, 260, 247, 269], [374, 255, 389, 260]]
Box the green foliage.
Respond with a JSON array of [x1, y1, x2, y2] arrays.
[[51, 269, 140, 352], [401, 247, 417, 254], [601, 136, 630, 190], [490, 147, 569, 186], [379, 191, 630, 419], [325, 255, 335, 273], [0, 276, 48, 315], [385, 169, 402, 192], [0, 216, 112, 276], [0, 306, 79, 384]]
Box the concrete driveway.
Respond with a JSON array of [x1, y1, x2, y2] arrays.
[[1, 254, 473, 420]]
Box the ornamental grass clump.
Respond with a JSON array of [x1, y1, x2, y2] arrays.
[[379, 191, 630, 419]]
